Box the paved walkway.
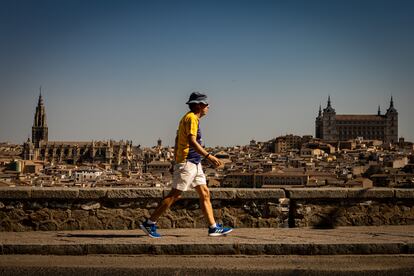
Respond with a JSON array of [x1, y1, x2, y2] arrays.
[[1, 225, 414, 255], [1, 255, 414, 275]]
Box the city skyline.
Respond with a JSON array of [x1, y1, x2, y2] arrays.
[[1, 0, 413, 146]]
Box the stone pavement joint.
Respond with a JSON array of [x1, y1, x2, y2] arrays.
[[1, 225, 414, 256]]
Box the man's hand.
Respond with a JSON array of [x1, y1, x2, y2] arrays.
[[207, 155, 223, 168], [187, 135, 223, 168]]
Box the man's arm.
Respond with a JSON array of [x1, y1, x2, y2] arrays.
[[173, 132, 178, 159], [169, 133, 179, 174], [188, 135, 222, 168]]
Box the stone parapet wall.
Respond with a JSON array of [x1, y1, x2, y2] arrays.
[[0, 187, 413, 231], [287, 188, 414, 228]]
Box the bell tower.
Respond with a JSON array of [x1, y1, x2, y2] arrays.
[[385, 96, 398, 144], [32, 88, 48, 148], [321, 96, 338, 141], [315, 104, 322, 139]]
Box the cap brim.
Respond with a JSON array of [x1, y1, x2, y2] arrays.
[[186, 100, 208, 105]]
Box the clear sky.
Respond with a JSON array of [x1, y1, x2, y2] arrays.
[[1, 0, 413, 147]]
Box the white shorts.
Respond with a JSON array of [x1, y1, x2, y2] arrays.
[[172, 161, 207, 191]]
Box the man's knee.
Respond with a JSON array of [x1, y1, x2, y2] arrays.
[[197, 186, 210, 201], [166, 189, 182, 201]]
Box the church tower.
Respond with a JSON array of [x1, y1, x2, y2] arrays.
[[385, 96, 398, 144], [32, 90, 48, 148], [315, 104, 322, 139], [321, 96, 338, 141]]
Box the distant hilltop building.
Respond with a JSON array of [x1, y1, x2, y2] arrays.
[[315, 96, 398, 144], [23, 92, 132, 169]]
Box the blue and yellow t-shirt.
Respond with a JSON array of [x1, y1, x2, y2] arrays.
[[175, 112, 202, 164]]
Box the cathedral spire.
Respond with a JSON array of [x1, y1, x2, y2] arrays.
[[34, 92, 46, 127], [386, 95, 397, 114], [324, 95, 335, 113], [32, 89, 48, 147], [318, 104, 322, 117], [378, 105, 381, 115], [38, 88, 44, 107]]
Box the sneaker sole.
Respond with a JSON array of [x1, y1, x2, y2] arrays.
[[139, 224, 161, 238], [208, 228, 233, 237]]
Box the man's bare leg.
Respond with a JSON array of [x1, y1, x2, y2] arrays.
[[195, 185, 215, 226], [149, 188, 182, 222]]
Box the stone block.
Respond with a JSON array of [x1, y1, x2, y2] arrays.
[[81, 202, 101, 210], [210, 188, 236, 199], [31, 188, 79, 199], [286, 188, 347, 199], [39, 220, 59, 231], [236, 188, 285, 199], [71, 210, 89, 220], [395, 189, 414, 199], [106, 188, 163, 199], [82, 216, 104, 230], [0, 187, 31, 199], [50, 209, 70, 221], [162, 188, 237, 199], [180, 190, 199, 199], [162, 189, 199, 199], [347, 188, 394, 199], [78, 188, 107, 199]]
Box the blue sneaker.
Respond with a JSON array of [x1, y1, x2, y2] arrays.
[[208, 224, 233, 237], [140, 220, 161, 238]]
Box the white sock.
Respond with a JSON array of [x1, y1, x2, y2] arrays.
[[147, 219, 156, 225], [209, 223, 217, 229]]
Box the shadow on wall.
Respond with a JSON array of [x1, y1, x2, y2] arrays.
[[289, 189, 371, 229]]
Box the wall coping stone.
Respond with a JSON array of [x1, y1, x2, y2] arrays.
[[78, 188, 108, 199], [0, 187, 413, 201], [172, 189, 238, 200], [235, 188, 285, 199], [211, 188, 237, 200], [164, 190, 199, 199], [395, 189, 414, 199], [346, 188, 394, 199], [286, 188, 348, 199], [161, 188, 285, 200], [31, 187, 79, 199], [106, 188, 163, 199], [0, 187, 31, 199]]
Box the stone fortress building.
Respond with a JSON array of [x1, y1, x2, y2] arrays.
[[23, 92, 132, 169], [315, 96, 398, 144]]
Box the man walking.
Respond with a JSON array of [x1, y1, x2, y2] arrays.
[[140, 92, 233, 238]]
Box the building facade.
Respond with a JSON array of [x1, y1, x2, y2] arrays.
[[23, 94, 132, 169], [315, 96, 398, 144], [270, 135, 313, 153]]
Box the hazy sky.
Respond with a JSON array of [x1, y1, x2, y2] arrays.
[[1, 0, 413, 147]]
